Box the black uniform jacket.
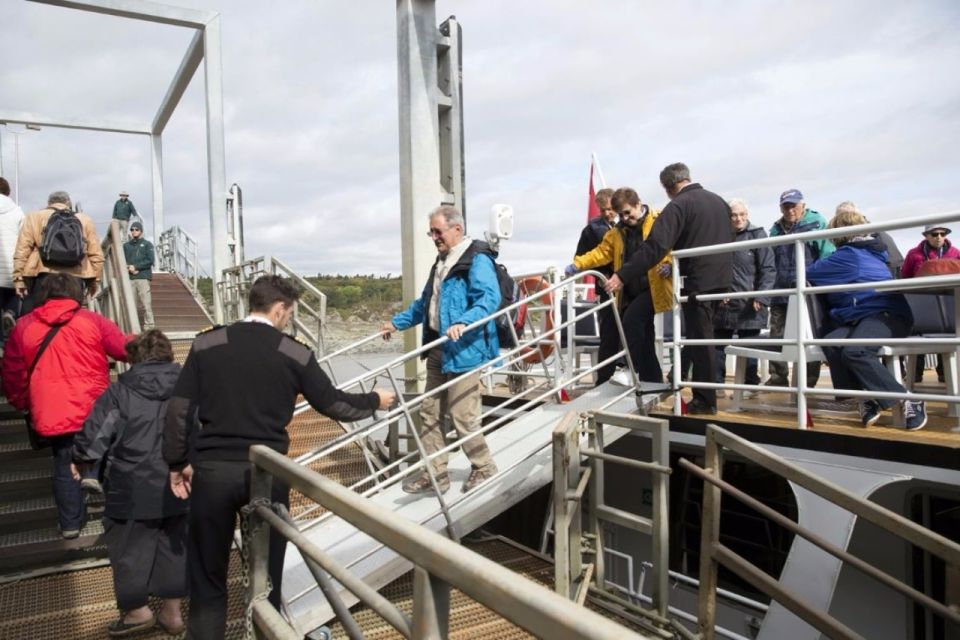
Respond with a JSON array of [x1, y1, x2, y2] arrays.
[[163, 322, 379, 470]]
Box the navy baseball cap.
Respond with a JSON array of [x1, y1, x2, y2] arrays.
[[779, 189, 804, 205]]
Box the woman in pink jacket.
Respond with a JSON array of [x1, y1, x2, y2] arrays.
[[901, 224, 960, 278]]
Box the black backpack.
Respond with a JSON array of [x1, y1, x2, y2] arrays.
[[493, 262, 521, 348], [40, 208, 86, 267]]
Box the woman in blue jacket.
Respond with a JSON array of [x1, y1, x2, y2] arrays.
[[806, 210, 926, 430]]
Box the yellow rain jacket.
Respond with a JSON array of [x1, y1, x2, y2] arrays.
[[573, 209, 673, 313]]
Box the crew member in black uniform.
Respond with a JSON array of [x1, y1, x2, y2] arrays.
[[163, 275, 395, 639]]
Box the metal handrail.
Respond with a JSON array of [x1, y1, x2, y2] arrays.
[[688, 424, 960, 640], [217, 255, 328, 355], [659, 208, 960, 428], [95, 219, 141, 337], [246, 445, 650, 640], [157, 225, 203, 291]]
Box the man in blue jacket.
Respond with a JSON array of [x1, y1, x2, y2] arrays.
[[382, 205, 500, 495], [766, 189, 835, 387]]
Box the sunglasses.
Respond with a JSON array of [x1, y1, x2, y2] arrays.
[[926, 232, 947, 238]]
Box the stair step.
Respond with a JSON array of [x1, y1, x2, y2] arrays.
[[0, 494, 104, 533], [0, 519, 106, 574], [0, 439, 48, 462]]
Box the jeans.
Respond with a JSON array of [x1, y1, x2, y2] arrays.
[[51, 434, 86, 531], [715, 328, 761, 385], [822, 313, 910, 410], [621, 292, 663, 383]]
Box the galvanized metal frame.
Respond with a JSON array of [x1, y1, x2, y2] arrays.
[[551, 410, 672, 624], [246, 444, 649, 640], [688, 424, 960, 640], [5, 0, 230, 321], [664, 208, 960, 429]]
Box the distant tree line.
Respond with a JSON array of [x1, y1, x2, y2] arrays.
[[193, 275, 402, 318]]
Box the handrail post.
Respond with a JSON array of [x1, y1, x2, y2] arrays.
[[697, 426, 722, 640], [671, 256, 682, 414], [587, 414, 605, 590], [248, 463, 274, 639], [795, 239, 808, 430], [650, 411, 669, 619], [412, 567, 449, 640]]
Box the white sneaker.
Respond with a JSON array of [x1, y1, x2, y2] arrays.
[[609, 370, 633, 387]]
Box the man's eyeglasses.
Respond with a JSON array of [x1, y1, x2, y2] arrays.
[[926, 232, 947, 238], [427, 227, 447, 238]]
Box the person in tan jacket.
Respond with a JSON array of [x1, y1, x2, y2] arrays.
[[13, 190, 103, 312]]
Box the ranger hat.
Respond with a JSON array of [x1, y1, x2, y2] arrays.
[[130, 220, 143, 231], [924, 224, 951, 236], [119, 191, 129, 196], [779, 189, 804, 205]]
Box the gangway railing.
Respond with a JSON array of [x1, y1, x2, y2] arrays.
[[94, 219, 141, 339], [157, 225, 203, 293], [664, 209, 960, 429], [218, 256, 328, 355], [551, 410, 679, 636], [681, 424, 960, 640], [244, 445, 652, 639], [282, 271, 654, 611]]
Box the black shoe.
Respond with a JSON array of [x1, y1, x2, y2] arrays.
[[687, 400, 717, 415]]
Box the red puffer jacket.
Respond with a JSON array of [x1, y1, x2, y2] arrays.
[[2, 299, 129, 437]]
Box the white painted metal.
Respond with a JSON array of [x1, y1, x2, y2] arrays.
[[150, 134, 163, 239], [282, 383, 638, 632], [202, 15, 229, 323]]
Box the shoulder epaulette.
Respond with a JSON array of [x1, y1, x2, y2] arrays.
[[197, 324, 225, 335]]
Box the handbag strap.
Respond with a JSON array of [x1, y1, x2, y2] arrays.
[[27, 324, 64, 381]]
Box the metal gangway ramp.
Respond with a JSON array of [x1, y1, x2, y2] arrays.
[[279, 272, 668, 632]]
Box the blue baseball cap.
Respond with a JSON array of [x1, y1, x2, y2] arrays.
[[779, 189, 804, 205]]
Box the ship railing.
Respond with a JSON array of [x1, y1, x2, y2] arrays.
[[94, 220, 141, 346], [217, 255, 327, 356], [282, 271, 646, 611], [551, 410, 687, 637], [665, 208, 960, 429], [243, 445, 651, 640], [157, 225, 202, 293], [681, 424, 960, 640]]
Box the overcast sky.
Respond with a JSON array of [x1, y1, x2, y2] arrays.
[[3, 0, 959, 277]]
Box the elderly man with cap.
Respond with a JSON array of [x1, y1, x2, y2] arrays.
[[123, 221, 155, 330], [765, 189, 835, 388], [112, 191, 137, 239]]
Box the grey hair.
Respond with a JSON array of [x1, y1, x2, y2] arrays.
[[47, 191, 72, 207], [728, 198, 749, 212], [429, 204, 464, 229], [835, 200, 859, 216], [659, 162, 691, 190]]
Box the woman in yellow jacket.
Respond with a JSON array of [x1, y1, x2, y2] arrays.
[[568, 188, 671, 383]]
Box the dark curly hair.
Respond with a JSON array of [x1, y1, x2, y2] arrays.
[[125, 329, 174, 364]]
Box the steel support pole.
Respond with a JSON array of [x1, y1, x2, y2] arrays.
[[412, 567, 450, 639], [397, 0, 442, 393], [150, 133, 163, 241], [203, 15, 229, 323], [249, 464, 274, 640]]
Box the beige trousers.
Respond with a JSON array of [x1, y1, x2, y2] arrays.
[[418, 347, 494, 474], [132, 279, 154, 329]]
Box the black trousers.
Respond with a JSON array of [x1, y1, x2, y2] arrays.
[[186, 460, 289, 640], [682, 296, 718, 407], [595, 294, 620, 385], [621, 292, 663, 383], [104, 515, 189, 610]]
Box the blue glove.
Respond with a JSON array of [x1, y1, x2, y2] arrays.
[[564, 264, 578, 277]]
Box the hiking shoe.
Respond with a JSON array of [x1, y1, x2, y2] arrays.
[[402, 471, 449, 495], [858, 400, 882, 427], [62, 529, 80, 540], [686, 400, 718, 415], [463, 464, 498, 493], [81, 478, 103, 494], [904, 400, 928, 431]]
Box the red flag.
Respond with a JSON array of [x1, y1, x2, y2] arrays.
[[587, 162, 601, 221]]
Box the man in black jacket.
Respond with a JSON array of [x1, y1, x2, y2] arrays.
[[164, 276, 395, 639], [606, 162, 733, 414], [573, 188, 619, 384]]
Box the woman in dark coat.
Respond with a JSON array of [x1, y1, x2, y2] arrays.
[[72, 330, 188, 636], [714, 199, 775, 392]]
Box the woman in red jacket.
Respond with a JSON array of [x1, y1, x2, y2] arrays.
[[2, 273, 129, 539]]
